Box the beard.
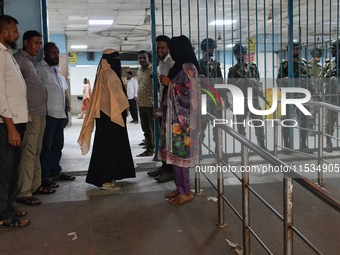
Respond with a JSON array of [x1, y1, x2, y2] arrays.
[[7, 40, 17, 50], [44, 56, 59, 66]]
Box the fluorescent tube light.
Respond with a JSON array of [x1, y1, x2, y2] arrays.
[[89, 20, 113, 25], [209, 20, 237, 26], [70, 45, 88, 49]]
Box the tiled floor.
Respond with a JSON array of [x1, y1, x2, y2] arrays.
[[1, 115, 339, 255]]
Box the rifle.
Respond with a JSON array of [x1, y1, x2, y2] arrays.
[[234, 68, 272, 108]]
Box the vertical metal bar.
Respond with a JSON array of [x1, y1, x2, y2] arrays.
[[41, 0, 49, 44], [241, 145, 250, 255], [179, 0, 182, 35], [288, 0, 294, 149], [274, 108, 278, 157], [283, 176, 293, 255], [318, 106, 324, 186], [161, 0, 164, 35], [284, 176, 293, 255], [217, 127, 225, 227], [150, 0, 159, 157]]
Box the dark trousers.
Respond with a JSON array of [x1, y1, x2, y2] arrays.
[[0, 123, 26, 220], [139, 106, 154, 152], [40, 115, 65, 180], [128, 99, 138, 121], [282, 104, 308, 144]]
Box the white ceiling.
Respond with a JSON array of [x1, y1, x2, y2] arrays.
[[47, 0, 340, 53]]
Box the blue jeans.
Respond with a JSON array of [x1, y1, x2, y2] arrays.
[[40, 115, 65, 180]]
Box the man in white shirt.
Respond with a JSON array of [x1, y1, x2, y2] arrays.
[[0, 14, 30, 228], [126, 71, 139, 123], [36, 42, 74, 189], [147, 35, 175, 183]]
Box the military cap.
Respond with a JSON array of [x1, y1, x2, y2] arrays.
[[233, 42, 248, 53], [331, 39, 340, 49], [201, 38, 216, 50], [310, 48, 322, 57], [287, 39, 302, 49]]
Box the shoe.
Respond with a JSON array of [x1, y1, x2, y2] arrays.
[[33, 186, 56, 195], [129, 120, 135, 123], [133, 120, 139, 124], [282, 142, 291, 155], [99, 183, 120, 190], [165, 189, 179, 199], [136, 150, 153, 157], [168, 192, 194, 205], [16, 197, 42, 206], [42, 178, 60, 188], [155, 171, 174, 183], [300, 144, 312, 152], [147, 167, 167, 177], [51, 173, 76, 181], [0, 217, 31, 229], [138, 142, 145, 146], [325, 142, 333, 152], [142, 146, 146, 149]]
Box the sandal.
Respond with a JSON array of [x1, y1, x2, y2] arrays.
[[16, 196, 42, 206], [168, 193, 194, 205], [136, 150, 153, 157], [12, 210, 28, 218], [33, 186, 56, 195], [100, 183, 120, 190], [0, 217, 31, 229], [42, 178, 60, 188], [51, 173, 76, 181], [165, 189, 179, 199]]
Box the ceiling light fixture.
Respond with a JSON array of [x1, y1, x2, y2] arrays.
[[143, 8, 150, 25], [89, 19, 113, 25], [218, 33, 222, 41], [209, 20, 237, 26], [70, 45, 88, 49], [124, 35, 128, 41]]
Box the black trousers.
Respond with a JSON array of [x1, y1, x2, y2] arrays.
[[0, 123, 26, 220], [139, 106, 154, 152], [128, 99, 138, 121]]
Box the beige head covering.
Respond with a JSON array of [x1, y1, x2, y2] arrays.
[[77, 50, 129, 155], [102, 48, 117, 54]]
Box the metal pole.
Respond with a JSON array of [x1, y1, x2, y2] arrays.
[[274, 107, 278, 157], [242, 145, 250, 255], [317, 106, 324, 186], [194, 166, 201, 195], [217, 127, 225, 227], [284, 176, 293, 255]]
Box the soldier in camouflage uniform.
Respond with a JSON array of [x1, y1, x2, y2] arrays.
[[227, 42, 268, 150], [277, 40, 314, 154], [307, 48, 323, 136], [324, 39, 340, 152], [199, 38, 228, 158]]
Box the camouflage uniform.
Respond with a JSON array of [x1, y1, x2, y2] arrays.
[[307, 49, 323, 127], [277, 57, 313, 148], [199, 57, 225, 141], [199, 39, 225, 146], [227, 61, 265, 143], [324, 58, 340, 140]]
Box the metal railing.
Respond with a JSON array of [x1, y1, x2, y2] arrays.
[[197, 112, 340, 255], [272, 100, 340, 186]]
